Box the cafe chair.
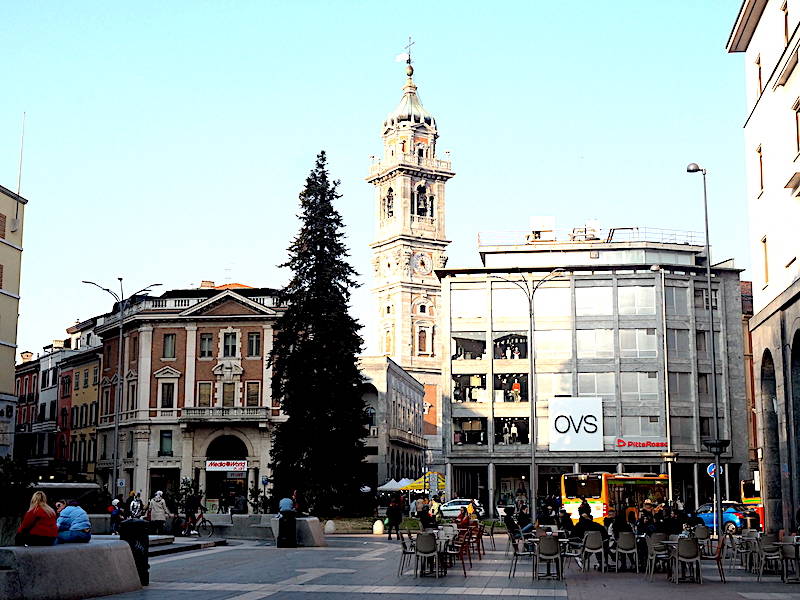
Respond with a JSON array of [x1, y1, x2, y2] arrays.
[[645, 535, 670, 582], [781, 537, 800, 583], [757, 536, 782, 582], [446, 528, 472, 577], [614, 531, 639, 573], [414, 533, 440, 579], [581, 531, 606, 573], [508, 537, 535, 578], [398, 535, 416, 576], [534, 535, 562, 581], [672, 538, 702, 584], [700, 532, 727, 583], [693, 525, 711, 556]]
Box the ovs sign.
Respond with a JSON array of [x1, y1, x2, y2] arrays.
[[548, 397, 603, 451]]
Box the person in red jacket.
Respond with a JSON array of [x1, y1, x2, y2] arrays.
[[15, 491, 58, 546]]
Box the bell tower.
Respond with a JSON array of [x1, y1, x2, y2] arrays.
[[366, 54, 455, 446]]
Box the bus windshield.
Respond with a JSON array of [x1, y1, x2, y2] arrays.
[[742, 480, 758, 499], [564, 475, 602, 499]]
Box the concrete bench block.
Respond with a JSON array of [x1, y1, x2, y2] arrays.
[[269, 515, 327, 547], [0, 539, 141, 600]]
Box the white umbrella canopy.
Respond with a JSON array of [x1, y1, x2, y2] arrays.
[[377, 479, 401, 491]]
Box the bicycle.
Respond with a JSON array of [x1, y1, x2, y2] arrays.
[[181, 509, 214, 538]]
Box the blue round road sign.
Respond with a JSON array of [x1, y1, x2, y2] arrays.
[[707, 463, 723, 478]]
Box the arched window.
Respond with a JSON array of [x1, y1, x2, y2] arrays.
[[416, 186, 428, 217], [384, 330, 393, 355], [419, 305, 426, 314], [418, 329, 427, 354], [428, 195, 435, 218], [400, 140, 406, 153], [384, 187, 394, 219]]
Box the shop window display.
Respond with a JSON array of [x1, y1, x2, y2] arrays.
[[451, 332, 487, 360], [493, 373, 528, 402], [494, 417, 530, 445], [452, 417, 487, 445], [451, 373, 488, 402], [492, 332, 528, 359]]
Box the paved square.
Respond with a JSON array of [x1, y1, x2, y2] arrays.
[[105, 535, 800, 600]]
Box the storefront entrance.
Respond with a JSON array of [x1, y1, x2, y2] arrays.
[[205, 435, 249, 513]]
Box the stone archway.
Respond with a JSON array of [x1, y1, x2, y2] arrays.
[[761, 349, 781, 531], [204, 434, 250, 509]]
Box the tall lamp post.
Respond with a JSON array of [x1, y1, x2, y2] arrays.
[[83, 278, 161, 496], [686, 163, 729, 536], [490, 268, 565, 522]]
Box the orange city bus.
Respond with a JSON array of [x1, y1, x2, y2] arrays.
[[561, 472, 669, 523], [741, 479, 765, 528]]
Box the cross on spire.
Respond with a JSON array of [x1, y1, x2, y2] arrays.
[[405, 36, 415, 65]]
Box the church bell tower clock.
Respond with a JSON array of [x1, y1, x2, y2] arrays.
[[366, 51, 455, 451]]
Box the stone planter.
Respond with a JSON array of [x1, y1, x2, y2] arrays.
[[0, 516, 21, 546]]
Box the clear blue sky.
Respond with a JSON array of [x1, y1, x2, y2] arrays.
[[1, 1, 747, 356]]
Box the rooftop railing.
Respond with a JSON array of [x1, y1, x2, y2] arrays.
[[477, 226, 704, 248]]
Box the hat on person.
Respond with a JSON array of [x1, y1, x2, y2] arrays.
[[644, 499, 653, 505], [112, 499, 119, 506]]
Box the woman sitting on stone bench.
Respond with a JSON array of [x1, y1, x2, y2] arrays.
[[15, 491, 57, 546], [55, 499, 92, 544]]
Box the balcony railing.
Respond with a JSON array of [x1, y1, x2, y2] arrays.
[[389, 427, 425, 447], [181, 406, 269, 421], [369, 154, 452, 176]]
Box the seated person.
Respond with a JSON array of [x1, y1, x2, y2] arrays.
[[419, 508, 437, 529], [538, 506, 556, 526], [503, 506, 520, 536], [56, 499, 92, 544], [517, 505, 533, 533], [572, 512, 609, 542], [557, 509, 574, 537], [455, 506, 470, 528]]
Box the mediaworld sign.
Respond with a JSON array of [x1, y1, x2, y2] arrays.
[[548, 397, 603, 452], [205, 459, 247, 472], [615, 437, 668, 451]]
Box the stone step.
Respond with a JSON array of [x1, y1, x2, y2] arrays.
[[149, 538, 227, 557]]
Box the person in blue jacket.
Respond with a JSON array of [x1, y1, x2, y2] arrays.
[[56, 499, 92, 544]]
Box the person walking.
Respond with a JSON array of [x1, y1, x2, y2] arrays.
[[386, 497, 403, 541], [109, 498, 123, 534], [56, 499, 92, 544], [15, 491, 57, 546], [149, 490, 169, 534], [129, 492, 145, 518]]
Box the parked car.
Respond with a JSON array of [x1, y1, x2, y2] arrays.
[[694, 501, 760, 533], [439, 498, 485, 519]]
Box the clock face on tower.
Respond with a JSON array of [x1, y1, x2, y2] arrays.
[[412, 252, 432, 275]]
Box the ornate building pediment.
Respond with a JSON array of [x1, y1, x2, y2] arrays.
[[153, 366, 182, 379]]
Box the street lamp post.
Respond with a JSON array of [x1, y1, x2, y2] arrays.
[[83, 278, 161, 496], [490, 268, 565, 522], [687, 163, 728, 536], [661, 451, 679, 503]]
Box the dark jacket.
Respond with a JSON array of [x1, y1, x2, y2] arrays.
[[386, 503, 403, 525]]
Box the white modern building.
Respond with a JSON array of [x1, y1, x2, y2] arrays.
[[437, 223, 749, 516], [728, 0, 800, 532]]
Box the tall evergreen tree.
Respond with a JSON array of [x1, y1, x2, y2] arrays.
[[269, 151, 367, 516]]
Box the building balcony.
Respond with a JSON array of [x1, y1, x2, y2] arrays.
[[31, 420, 56, 433], [180, 406, 269, 422], [389, 427, 425, 447], [368, 154, 452, 177]]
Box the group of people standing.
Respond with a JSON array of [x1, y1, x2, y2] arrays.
[[15, 491, 92, 546]]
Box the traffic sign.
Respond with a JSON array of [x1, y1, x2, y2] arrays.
[[116, 478, 126, 489], [706, 463, 723, 478], [261, 476, 269, 486]]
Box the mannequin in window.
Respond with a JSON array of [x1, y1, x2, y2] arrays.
[[503, 422, 511, 445], [511, 378, 522, 402], [510, 422, 519, 444], [505, 346, 512, 360], [513, 346, 521, 359]]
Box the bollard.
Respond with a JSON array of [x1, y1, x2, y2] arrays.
[[324, 520, 336, 534], [373, 520, 384, 535], [118, 518, 150, 586]]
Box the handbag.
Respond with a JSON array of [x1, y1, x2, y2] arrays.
[[383, 517, 389, 526]]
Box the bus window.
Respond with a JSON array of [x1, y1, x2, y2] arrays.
[[564, 475, 602, 499], [742, 480, 757, 499]]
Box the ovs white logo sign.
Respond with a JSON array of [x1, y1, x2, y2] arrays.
[[548, 397, 603, 451]]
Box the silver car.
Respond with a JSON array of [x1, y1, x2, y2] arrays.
[[439, 498, 484, 519]]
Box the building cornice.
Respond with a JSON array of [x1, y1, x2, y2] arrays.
[[749, 275, 800, 331], [727, 0, 768, 53]]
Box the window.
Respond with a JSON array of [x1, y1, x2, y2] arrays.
[[83, 369, 89, 388], [61, 376, 71, 397], [532, 287, 571, 318], [620, 372, 658, 402], [451, 374, 487, 403], [102, 389, 110, 415], [575, 287, 613, 316], [493, 374, 528, 402], [576, 329, 614, 358], [618, 286, 655, 315], [491, 287, 526, 319], [385, 305, 392, 314], [199, 333, 213, 357], [621, 415, 661, 437], [452, 288, 486, 319], [247, 332, 261, 357], [452, 332, 487, 360], [536, 372, 573, 398], [757, 145, 764, 191], [666, 329, 690, 358], [223, 333, 237, 358], [665, 287, 689, 315], [492, 332, 528, 359], [163, 334, 176, 359], [159, 430, 173, 456], [762, 236, 769, 284], [41, 370, 48, 389], [246, 382, 260, 407], [93, 366, 98, 384], [160, 382, 175, 408], [419, 305, 426, 314], [534, 330, 572, 359], [132, 336, 138, 360], [494, 417, 530, 445], [417, 328, 427, 353], [74, 373, 80, 390], [578, 372, 615, 401], [670, 416, 694, 445], [693, 288, 719, 311], [223, 383, 235, 407], [452, 417, 487, 445], [0, 213, 6, 239], [619, 329, 657, 358], [383, 187, 394, 219], [127, 382, 136, 412], [194, 382, 210, 407]]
